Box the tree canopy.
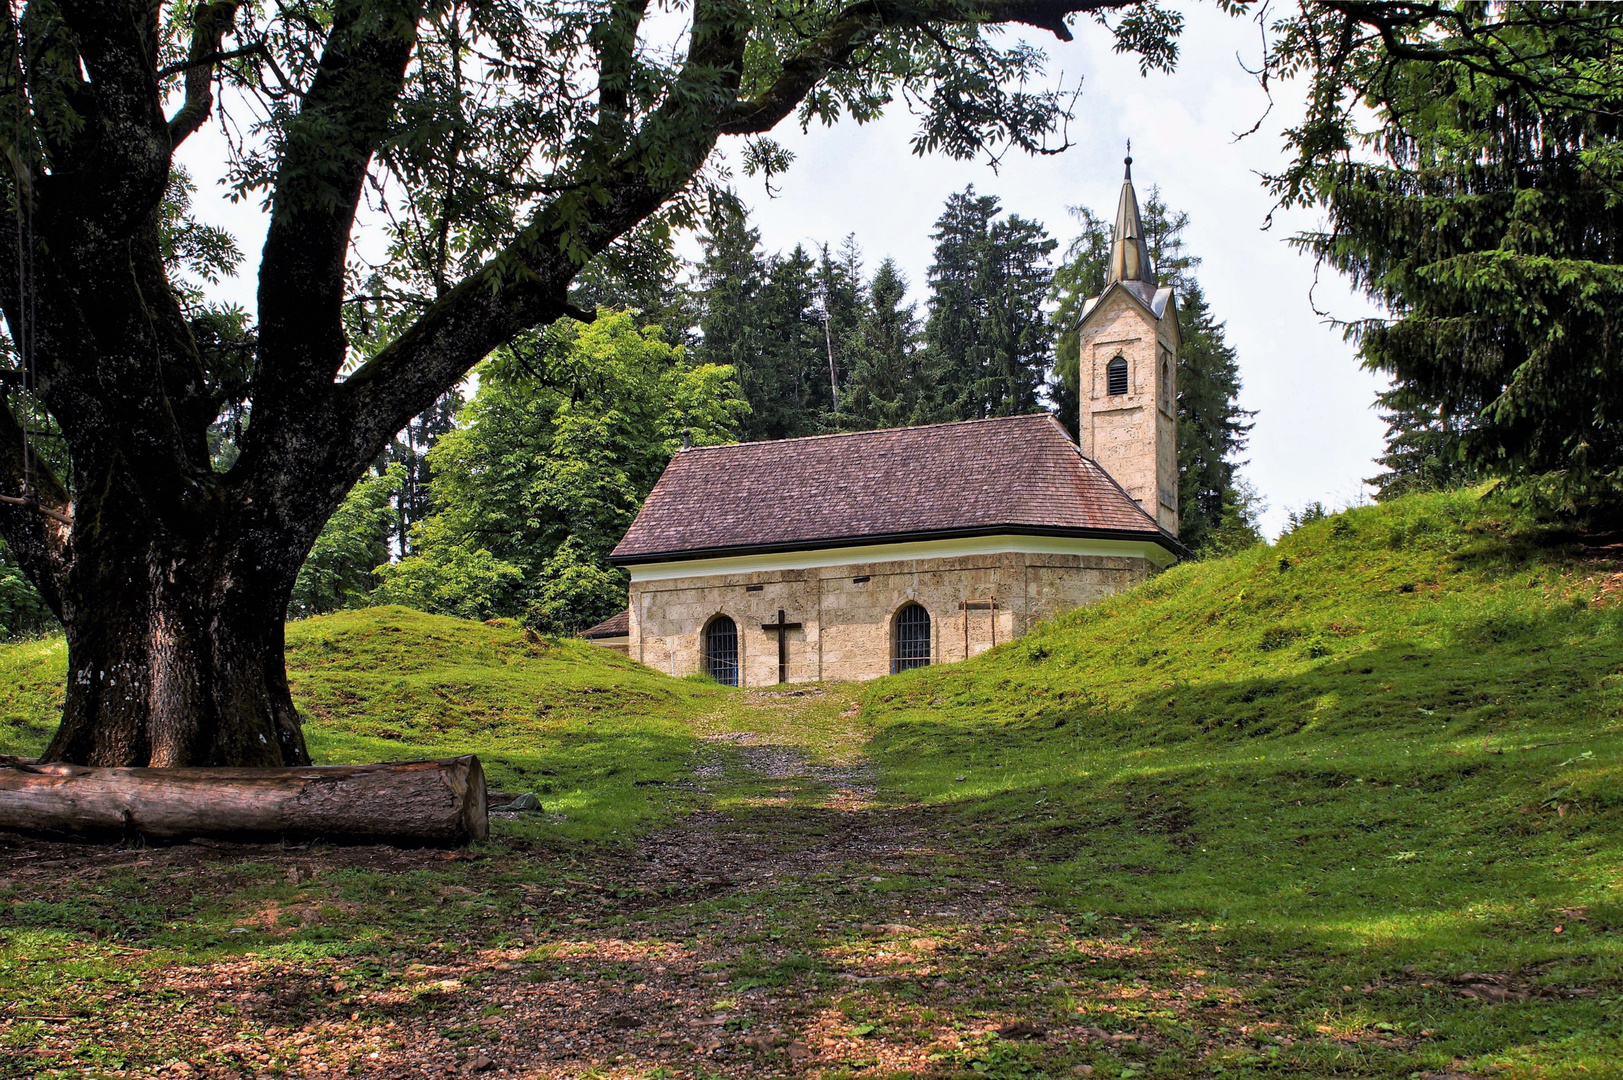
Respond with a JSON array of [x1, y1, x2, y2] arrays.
[[376, 311, 745, 632]]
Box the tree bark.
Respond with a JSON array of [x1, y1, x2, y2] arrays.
[[38, 476, 313, 768], [0, 755, 487, 845]]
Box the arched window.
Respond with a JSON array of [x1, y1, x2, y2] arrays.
[[892, 604, 931, 673], [1160, 354, 1172, 413], [1106, 355, 1129, 396], [704, 615, 739, 686]]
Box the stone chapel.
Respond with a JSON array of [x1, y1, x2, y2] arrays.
[[583, 158, 1183, 684]]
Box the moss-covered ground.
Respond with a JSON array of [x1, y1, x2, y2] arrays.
[[2, 489, 1622, 1079]]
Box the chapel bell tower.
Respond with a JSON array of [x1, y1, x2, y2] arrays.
[[1074, 154, 1180, 536]]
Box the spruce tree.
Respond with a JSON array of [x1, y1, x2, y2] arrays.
[[924, 187, 1056, 421], [753, 245, 832, 439], [1366, 387, 1483, 501], [1175, 282, 1258, 553], [815, 236, 869, 418], [840, 260, 927, 430], [693, 203, 837, 441], [1273, 3, 1623, 508]]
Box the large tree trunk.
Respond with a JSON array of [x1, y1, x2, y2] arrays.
[[0, 756, 487, 845], [39, 485, 313, 769]]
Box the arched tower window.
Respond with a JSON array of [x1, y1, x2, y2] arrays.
[[704, 615, 739, 686], [892, 604, 931, 673], [1106, 355, 1129, 397], [1160, 352, 1172, 414]]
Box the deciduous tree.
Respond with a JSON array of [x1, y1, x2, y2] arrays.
[[0, 0, 1180, 765], [377, 311, 746, 633]]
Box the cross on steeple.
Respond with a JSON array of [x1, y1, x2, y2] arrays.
[[759, 609, 802, 685]]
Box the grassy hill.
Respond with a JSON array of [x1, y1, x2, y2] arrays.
[[0, 607, 727, 841], [3, 489, 1623, 1076], [860, 487, 1623, 1074]]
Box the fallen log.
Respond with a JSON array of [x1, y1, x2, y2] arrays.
[[0, 756, 487, 846]]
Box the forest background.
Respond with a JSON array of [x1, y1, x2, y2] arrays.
[[266, 181, 1263, 638]]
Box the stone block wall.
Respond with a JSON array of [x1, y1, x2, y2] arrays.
[[627, 550, 1154, 685], [1079, 289, 1179, 535]]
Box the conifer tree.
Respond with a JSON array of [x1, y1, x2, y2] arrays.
[[814, 236, 869, 417], [752, 246, 831, 439], [1271, 3, 1623, 508], [1366, 387, 1483, 501], [839, 260, 927, 429], [692, 205, 834, 440], [924, 187, 1057, 421]]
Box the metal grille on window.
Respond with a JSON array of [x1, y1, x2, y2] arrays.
[[1106, 355, 1129, 396], [892, 604, 931, 673], [705, 615, 739, 686]]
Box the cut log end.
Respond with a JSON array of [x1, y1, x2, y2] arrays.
[[0, 756, 489, 848]]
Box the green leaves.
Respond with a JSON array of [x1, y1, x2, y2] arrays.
[[292, 464, 405, 619], [378, 309, 746, 632]]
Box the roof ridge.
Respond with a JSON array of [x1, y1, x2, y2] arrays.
[[677, 413, 1057, 453]]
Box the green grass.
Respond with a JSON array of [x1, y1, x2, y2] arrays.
[[5, 488, 1623, 1078], [0, 606, 730, 843], [0, 635, 65, 755], [861, 487, 1623, 1075]]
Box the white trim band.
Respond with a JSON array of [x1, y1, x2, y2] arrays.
[[625, 533, 1176, 583]]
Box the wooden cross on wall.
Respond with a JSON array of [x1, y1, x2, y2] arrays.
[[760, 608, 802, 685]]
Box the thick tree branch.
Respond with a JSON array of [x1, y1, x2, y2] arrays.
[[593, 0, 652, 146], [52, 0, 171, 239], [327, 0, 754, 469], [1321, 3, 1623, 115], [246, 1, 421, 472], [167, 2, 245, 149], [720, 0, 1134, 135]]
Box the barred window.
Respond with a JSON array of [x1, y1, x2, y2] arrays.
[[892, 604, 931, 673], [704, 615, 739, 686], [1106, 355, 1129, 396]]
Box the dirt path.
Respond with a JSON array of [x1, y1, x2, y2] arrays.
[[0, 691, 1281, 1080]]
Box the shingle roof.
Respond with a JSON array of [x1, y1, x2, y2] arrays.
[[580, 609, 630, 639], [611, 414, 1178, 564]]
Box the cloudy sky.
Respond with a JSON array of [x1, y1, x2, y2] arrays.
[[179, 3, 1388, 538]]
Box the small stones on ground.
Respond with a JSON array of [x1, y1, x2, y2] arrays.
[[459, 1054, 495, 1074], [997, 1021, 1048, 1040]]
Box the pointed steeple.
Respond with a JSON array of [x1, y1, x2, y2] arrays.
[[1106, 151, 1155, 286]]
